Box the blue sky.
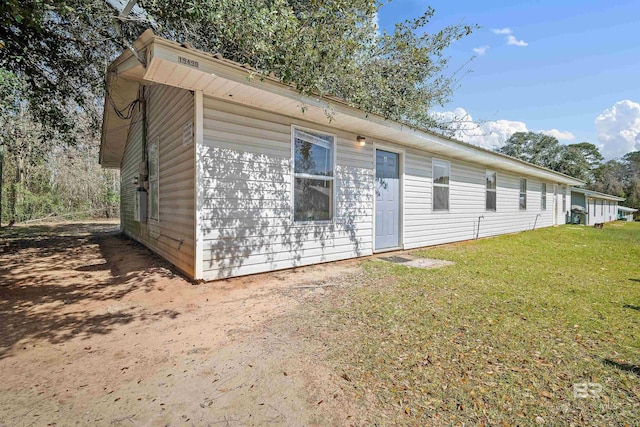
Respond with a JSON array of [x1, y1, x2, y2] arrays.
[[377, 0, 640, 158]]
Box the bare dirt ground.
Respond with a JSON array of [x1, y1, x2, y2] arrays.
[[0, 221, 366, 426]]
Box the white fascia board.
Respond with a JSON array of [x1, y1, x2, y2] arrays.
[[570, 187, 626, 202]]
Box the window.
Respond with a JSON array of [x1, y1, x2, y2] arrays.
[[600, 200, 603, 215], [486, 171, 496, 211], [541, 183, 547, 210], [148, 138, 159, 221], [433, 160, 450, 211], [519, 178, 527, 210], [293, 127, 335, 222], [562, 187, 567, 212], [592, 199, 596, 214]]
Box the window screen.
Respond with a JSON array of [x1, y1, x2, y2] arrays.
[[486, 171, 496, 211], [293, 128, 334, 222], [519, 178, 527, 210], [433, 160, 450, 211]]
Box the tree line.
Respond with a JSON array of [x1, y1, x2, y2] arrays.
[[0, 70, 118, 224], [497, 132, 640, 215]]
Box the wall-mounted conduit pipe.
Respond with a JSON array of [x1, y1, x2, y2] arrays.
[[476, 215, 484, 240], [533, 213, 541, 230]]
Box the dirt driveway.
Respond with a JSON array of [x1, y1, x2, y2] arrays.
[[0, 221, 365, 426]]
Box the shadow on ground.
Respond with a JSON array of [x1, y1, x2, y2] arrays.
[[0, 222, 179, 359], [602, 359, 640, 376]]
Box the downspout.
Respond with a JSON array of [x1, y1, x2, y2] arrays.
[[533, 213, 541, 230], [140, 86, 148, 166], [476, 215, 484, 240]]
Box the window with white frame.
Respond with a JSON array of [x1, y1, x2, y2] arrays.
[[562, 187, 567, 212], [541, 183, 547, 210], [433, 160, 450, 211], [519, 178, 527, 210], [600, 200, 603, 215], [486, 170, 496, 211], [148, 138, 159, 221], [292, 127, 335, 222]]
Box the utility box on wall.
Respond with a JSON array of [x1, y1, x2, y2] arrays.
[[134, 187, 148, 223]]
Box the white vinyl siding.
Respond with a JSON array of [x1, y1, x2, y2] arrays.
[[403, 156, 558, 249], [120, 84, 195, 276], [199, 97, 373, 280], [198, 99, 564, 277], [130, 90, 575, 281], [584, 196, 619, 225]]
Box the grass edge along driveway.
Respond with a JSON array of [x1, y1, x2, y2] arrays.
[[299, 222, 640, 426]]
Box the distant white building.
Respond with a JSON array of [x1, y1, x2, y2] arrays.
[[618, 206, 637, 222], [570, 188, 625, 226]]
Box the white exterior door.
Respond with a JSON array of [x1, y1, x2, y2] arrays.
[[375, 150, 400, 250]]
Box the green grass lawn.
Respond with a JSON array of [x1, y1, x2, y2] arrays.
[[302, 222, 640, 426]]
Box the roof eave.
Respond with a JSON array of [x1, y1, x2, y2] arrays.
[[99, 30, 155, 168], [570, 187, 626, 202]]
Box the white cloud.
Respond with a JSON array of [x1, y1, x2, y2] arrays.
[[473, 45, 490, 56], [541, 129, 575, 141], [506, 35, 528, 47], [435, 108, 528, 150], [492, 27, 528, 47], [595, 100, 640, 159], [491, 28, 512, 35], [436, 109, 578, 150]]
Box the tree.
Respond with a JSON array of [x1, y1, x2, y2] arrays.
[[169, 0, 476, 132], [1, 0, 144, 139], [497, 132, 563, 169], [621, 151, 640, 214], [1, 1, 477, 223], [0, 70, 49, 223], [1, 0, 477, 138], [623, 151, 640, 178], [497, 132, 609, 185], [591, 160, 626, 197], [556, 142, 603, 182], [570, 142, 604, 169], [0, 69, 119, 223]]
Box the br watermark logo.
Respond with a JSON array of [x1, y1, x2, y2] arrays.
[[572, 382, 602, 399]]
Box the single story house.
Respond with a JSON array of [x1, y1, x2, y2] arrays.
[[618, 206, 637, 222], [569, 188, 625, 226], [100, 30, 583, 281]]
